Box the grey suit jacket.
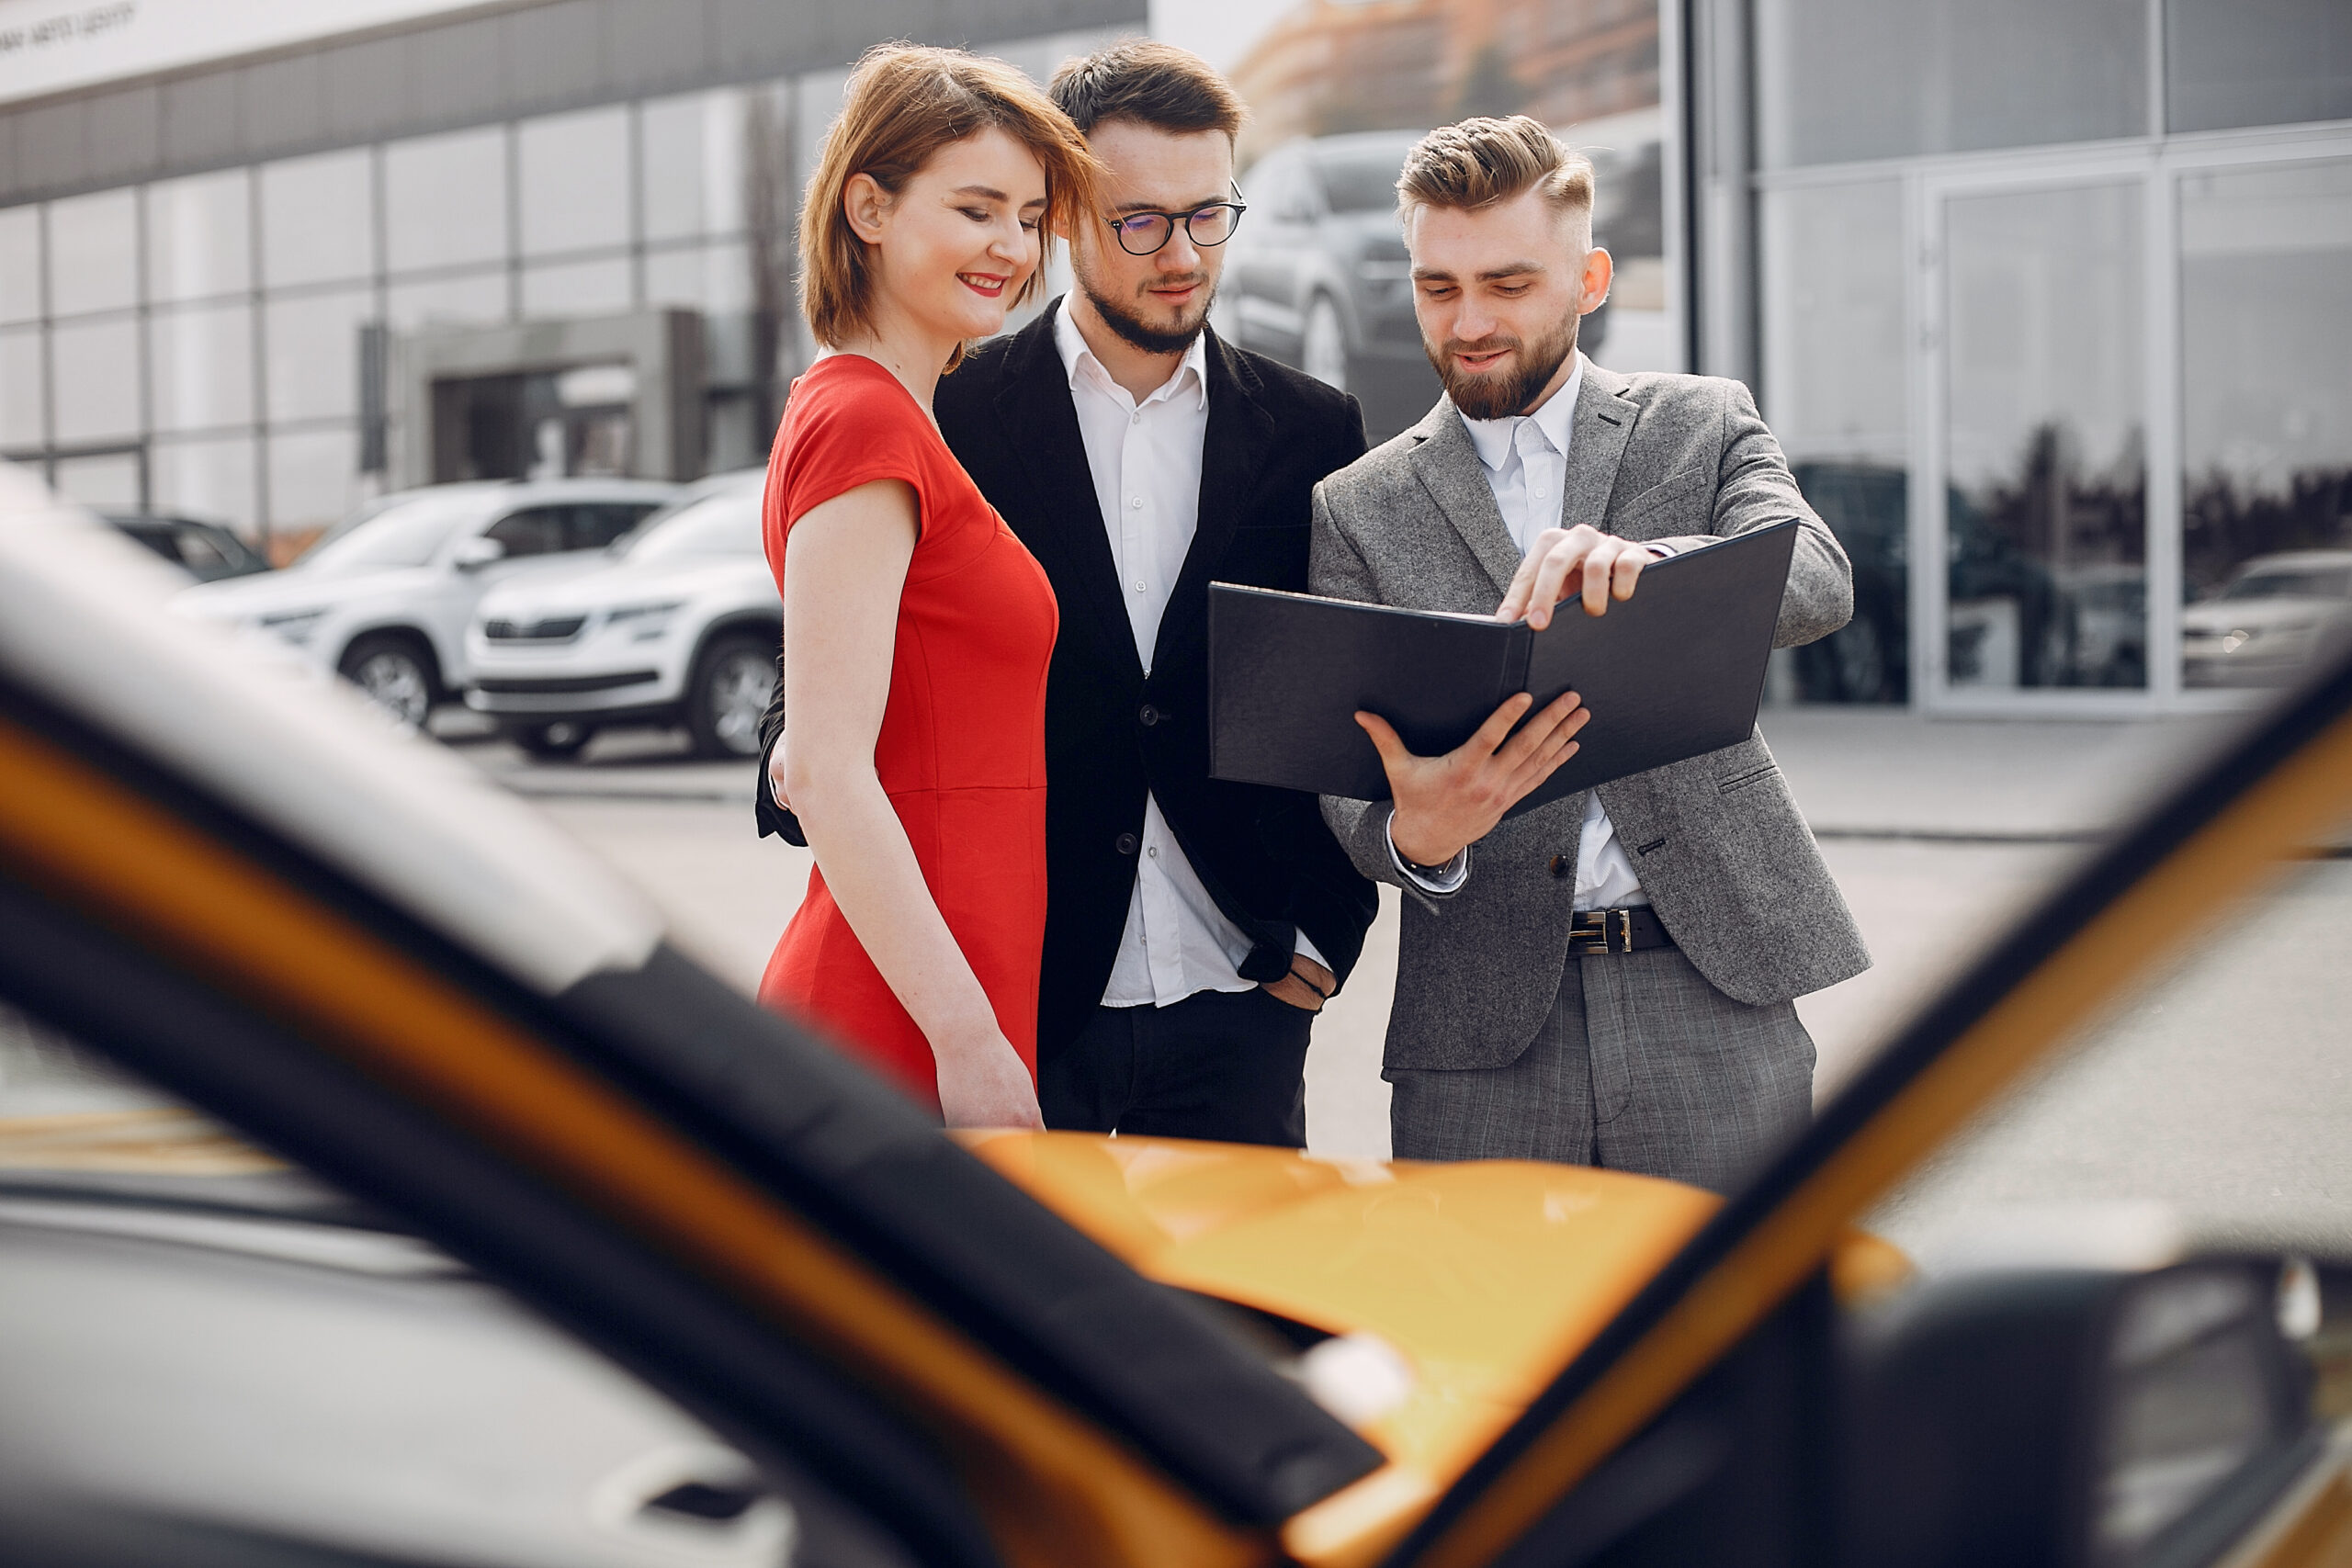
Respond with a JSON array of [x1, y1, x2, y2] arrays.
[[1311, 362, 1871, 1072]]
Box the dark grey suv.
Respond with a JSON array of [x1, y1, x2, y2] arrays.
[[1226, 132, 1438, 439]]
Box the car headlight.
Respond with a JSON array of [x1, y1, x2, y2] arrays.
[[256, 608, 326, 647], [605, 601, 684, 640]]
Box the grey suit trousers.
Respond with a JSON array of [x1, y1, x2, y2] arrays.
[[1386, 947, 1815, 1193]]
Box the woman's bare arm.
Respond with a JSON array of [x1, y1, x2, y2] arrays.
[[779, 479, 1042, 1129]]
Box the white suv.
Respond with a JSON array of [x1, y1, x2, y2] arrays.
[[463, 468, 776, 760], [175, 479, 680, 728]]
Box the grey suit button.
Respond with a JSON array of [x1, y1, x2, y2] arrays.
[[1115, 832, 1139, 855], [1550, 854, 1572, 878], [1138, 704, 1161, 727]]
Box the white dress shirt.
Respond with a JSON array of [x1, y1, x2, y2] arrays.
[[1430, 353, 1649, 910], [1055, 305, 1329, 1007]]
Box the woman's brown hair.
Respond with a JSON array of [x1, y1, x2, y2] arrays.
[[798, 43, 1101, 369]]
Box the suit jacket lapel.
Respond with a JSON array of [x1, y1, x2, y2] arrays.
[[991, 301, 1146, 688], [1558, 360, 1641, 535], [1407, 396, 1524, 599], [1153, 330, 1272, 674]]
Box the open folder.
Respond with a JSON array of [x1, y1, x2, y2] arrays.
[[1207, 519, 1799, 818]]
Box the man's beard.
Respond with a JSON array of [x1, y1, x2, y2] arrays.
[[1427, 310, 1579, 420], [1080, 270, 1216, 355]]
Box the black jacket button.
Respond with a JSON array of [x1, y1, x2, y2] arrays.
[[1115, 833, 1139, 855], [1138, 704, 1161, 727], [1550, 853, 1572, 878]]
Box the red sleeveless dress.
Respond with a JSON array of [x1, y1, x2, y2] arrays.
[[756, 355, 1058, 1116]]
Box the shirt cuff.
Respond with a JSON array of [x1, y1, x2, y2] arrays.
[[1385, 811, 1469, 896], [1293, 931, 1330, 975]]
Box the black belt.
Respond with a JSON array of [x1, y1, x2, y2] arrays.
[[1566, 907, 1675, 955]]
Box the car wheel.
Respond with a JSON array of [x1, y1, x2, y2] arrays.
[[507, 720, 595, 761], [336, 633, 436, 731], [1302, 294, 1349, 394], [687, 632, 774, 761]]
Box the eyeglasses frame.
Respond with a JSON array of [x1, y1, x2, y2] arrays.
[[1103, 181, 1250, 257]]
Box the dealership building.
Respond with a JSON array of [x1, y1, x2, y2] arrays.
[[0, 0, 1132, 553], [1, 0, 2347, 712]]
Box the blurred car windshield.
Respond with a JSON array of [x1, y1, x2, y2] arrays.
[[1317, 150, 1411, 213], [611, 487, 762, 564], [296, 494, 491, 575], [2219, 565, 2352, 601]]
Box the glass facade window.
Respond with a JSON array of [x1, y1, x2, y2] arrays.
[[153, 435, 258, 531], [260, 151, 375, 288], [639, 91, 747, 243], [386, 128, 509, 274], [147, 171, 252, 304], [2168, 0, 2352, 134], [2178, 158, 2352, 691], [151, 304, 254, 434], [0, 207, 40, 325], [51, 450, 142, 511], [1755, 0, 2146, 168], [265, 290, 372, 424], [387, 270, 509, 333], [518, 107, 630, 257], [0, 326, 42, 448], [47, 189, 137, 318], [1942, 181, 2146, 693], [645, 241, 753, 315], [49, 316, 141, 445], [520, 256, 632, 319], [1761, 179, 1909, 702], [268, 426, 363, 538]]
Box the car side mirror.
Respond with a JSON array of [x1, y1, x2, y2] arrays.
[[1841, 1258, 2319, 1568], [452, 536, 507, 571]]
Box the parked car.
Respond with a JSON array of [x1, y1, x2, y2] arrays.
[[1226, 131, 1442, 440], [103, 512, 272, 582], [2183, 549, 2352, 688], [175, 478, 680, 728], [465, 468, 775, 761], [6, 469, 2352, 1568], [1226, 131, 1618, 444]]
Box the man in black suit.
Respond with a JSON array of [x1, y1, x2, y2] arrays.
[[759, 40, 1377, 1146]]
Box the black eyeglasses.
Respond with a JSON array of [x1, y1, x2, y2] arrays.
[[1104, 182, 1249, 257]]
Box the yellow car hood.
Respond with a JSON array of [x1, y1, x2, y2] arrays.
[[963, 1131, 1724, 1564]]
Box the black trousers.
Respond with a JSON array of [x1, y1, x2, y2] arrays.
[[1041, 987, 1315, 1148]]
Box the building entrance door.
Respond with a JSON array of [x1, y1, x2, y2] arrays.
[[1918, 167, 2156, 711], [430, 363, 638, 484]]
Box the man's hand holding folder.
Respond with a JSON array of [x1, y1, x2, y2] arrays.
[[1352, 523, 1642, 865], [1360, 690, 1589, 867]]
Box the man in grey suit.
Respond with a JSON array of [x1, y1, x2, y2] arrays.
[[1310, 117, 1870, 1191]]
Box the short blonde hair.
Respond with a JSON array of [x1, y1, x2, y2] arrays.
[[798, 44, 1102, 367], [1396, 115, 1595, 226]]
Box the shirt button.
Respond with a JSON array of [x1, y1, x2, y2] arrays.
[[1115, 832, 1139, 855], [1133, 581, 1146, 592], [1129, 497, 1144, 509], [1131, 412, 1142, 424], [1146, 846, 1159, 859]]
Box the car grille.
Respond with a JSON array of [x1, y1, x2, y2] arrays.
[[484, 615, 586, 642]]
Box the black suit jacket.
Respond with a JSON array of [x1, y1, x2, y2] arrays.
[[761, 304, 1378, 1061]]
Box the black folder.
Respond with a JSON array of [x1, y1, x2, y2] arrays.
[[1207, 519, 1798, 817]]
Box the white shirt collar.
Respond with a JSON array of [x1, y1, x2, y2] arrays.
[[1460, 350, 1586, 473], [1053, 297, 1209, 413]]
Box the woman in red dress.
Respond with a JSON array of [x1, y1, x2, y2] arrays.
[[757, 46, 1098, 1127]]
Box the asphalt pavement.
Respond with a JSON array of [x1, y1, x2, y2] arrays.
[[437, 705, 2352, 1266]]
